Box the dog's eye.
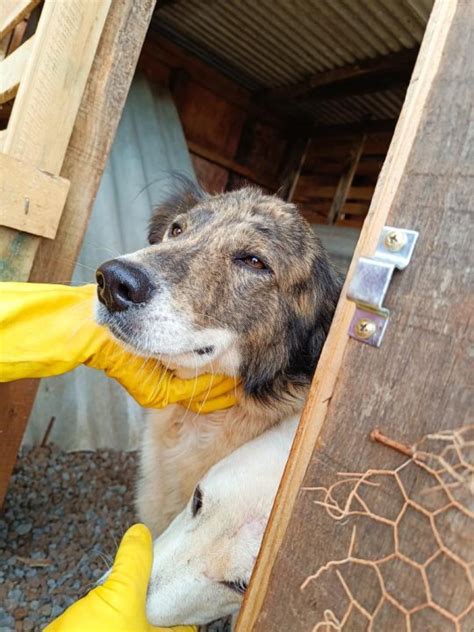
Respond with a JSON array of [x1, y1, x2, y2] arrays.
[[191, 485, 203, 517], [243, 256, 266, 270], [236, 255, 269, 271], [170, 222, 183, 237], [220, 578, 248, 595]]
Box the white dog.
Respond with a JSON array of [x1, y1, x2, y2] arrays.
[[145, 417, 297, 626]]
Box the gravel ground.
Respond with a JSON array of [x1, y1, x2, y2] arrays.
[[0, 446, 229, 632], [0, 445, 138, 632]]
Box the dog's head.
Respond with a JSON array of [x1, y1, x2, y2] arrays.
[[96, 182, 340, 401], [145, 418, 296, 626]]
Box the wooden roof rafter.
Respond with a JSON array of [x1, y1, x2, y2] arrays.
[[258, 47, 420, 103]]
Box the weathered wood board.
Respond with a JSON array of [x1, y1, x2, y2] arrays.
[[0, 152, 70, 238], [0, 35, 34, 104], [238, 0, 473, 629], [0, 0, 112, 281], [0, 0, 157, 507], [0, 0, 41, 40]]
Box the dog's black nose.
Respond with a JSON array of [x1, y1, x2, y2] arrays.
[[96, 259, 155, 312]]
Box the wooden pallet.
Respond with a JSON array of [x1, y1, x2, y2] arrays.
[[0, 0, 157, 506]]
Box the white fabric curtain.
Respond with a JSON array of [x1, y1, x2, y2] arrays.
[[25, 75, 195, 451]]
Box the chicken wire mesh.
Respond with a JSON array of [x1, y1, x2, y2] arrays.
[[301, 425, 474, 631]]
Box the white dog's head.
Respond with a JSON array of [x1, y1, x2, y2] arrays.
[[145, 418, 297, 626]]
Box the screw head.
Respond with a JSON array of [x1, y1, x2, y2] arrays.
[[355, 318, 377, 340], [384, 229, 407, 252]]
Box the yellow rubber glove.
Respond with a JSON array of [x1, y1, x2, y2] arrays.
[[44, 524, 196, 632], [0, 283, 238, 413]]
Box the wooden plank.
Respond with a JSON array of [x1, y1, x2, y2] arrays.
[[0, 152, 70, 238], [4, 16, 27, 54], [0, 30, 12, 61], [0, 379, 39, 507], [0, 0, 112, 282], [294, 180, 375, 202], [175, 81, 246, 161], [191, 153, 229, 193], [187, 140, 278, 190], [299, 201, 369, 221], [141, 35, 250, 111], [0, 0, 158, 508], [0, 0, 41, 40], [278, 138, 310, 201], [237, 0, 465, 629], [310, 118, 397, 139], [327, 134, 366, 224], [0, 35, 34, 104], [266, 48, 419, 101]]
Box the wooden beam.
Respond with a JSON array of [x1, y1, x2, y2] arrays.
[[298, 201, 369, 220], [310, 118, 397, 140], [294, 179, 375, 203], [0, 0, 41, 40], [326, 134, 366, 224], [278, 138, 310, 201], [187, 140, 278, 190], [0, 152, 70, 238], [140, 36, 316, 138], [0, 0, 157, 507], [0, 0, 112, 282], [265, 48, 419, 102], [303, 71, 410, 104], [237, 0, 465, 628], [0, 35, 34, 104]]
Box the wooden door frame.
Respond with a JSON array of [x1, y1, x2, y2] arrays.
[[237, 0, 471, 628]]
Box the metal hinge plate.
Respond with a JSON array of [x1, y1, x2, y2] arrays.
[[347, 226, 419, 347]]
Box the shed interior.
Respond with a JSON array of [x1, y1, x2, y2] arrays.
[[0, 0, 434, 274], [141, 0, 433, 268]]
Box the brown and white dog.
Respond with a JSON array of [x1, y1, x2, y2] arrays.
[[96, 182, 340, 536]]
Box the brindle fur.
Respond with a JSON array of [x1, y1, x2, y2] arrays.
[[99, 181, 341, 535], [147, 182, 341, 402]]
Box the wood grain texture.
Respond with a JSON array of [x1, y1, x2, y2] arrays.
[[30, 0, 156, 284], [0, 35, 33, 104], [237, 0, 472, 629], [0, 0, 41, 40], [0, 0, 157, 507], [191, 154, 229, 194], [0, 379, 38, 508], [0, 152, 70, 238], [266, 48, 419, 101], [187, 140, 277, 190], [0, 0, 111, 282], [327, 134, 366, 225]]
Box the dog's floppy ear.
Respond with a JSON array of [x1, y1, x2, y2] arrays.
[[148, 176, 204, 244], [243, 250, 342, 403]]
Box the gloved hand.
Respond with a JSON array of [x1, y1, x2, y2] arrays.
[[0, 283, 238, 413], [44, 524, 195, 632]]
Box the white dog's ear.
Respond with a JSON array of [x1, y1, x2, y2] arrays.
[[148, 176, 204, 244]]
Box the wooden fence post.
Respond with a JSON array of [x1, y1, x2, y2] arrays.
[[237, 0, 473, 629]]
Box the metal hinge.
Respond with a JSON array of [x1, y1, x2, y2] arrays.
[[347, 226, 419, 347]]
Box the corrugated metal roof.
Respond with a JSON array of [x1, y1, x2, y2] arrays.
[[154, 0, 434, 125], [305, 85, 407, 125]]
